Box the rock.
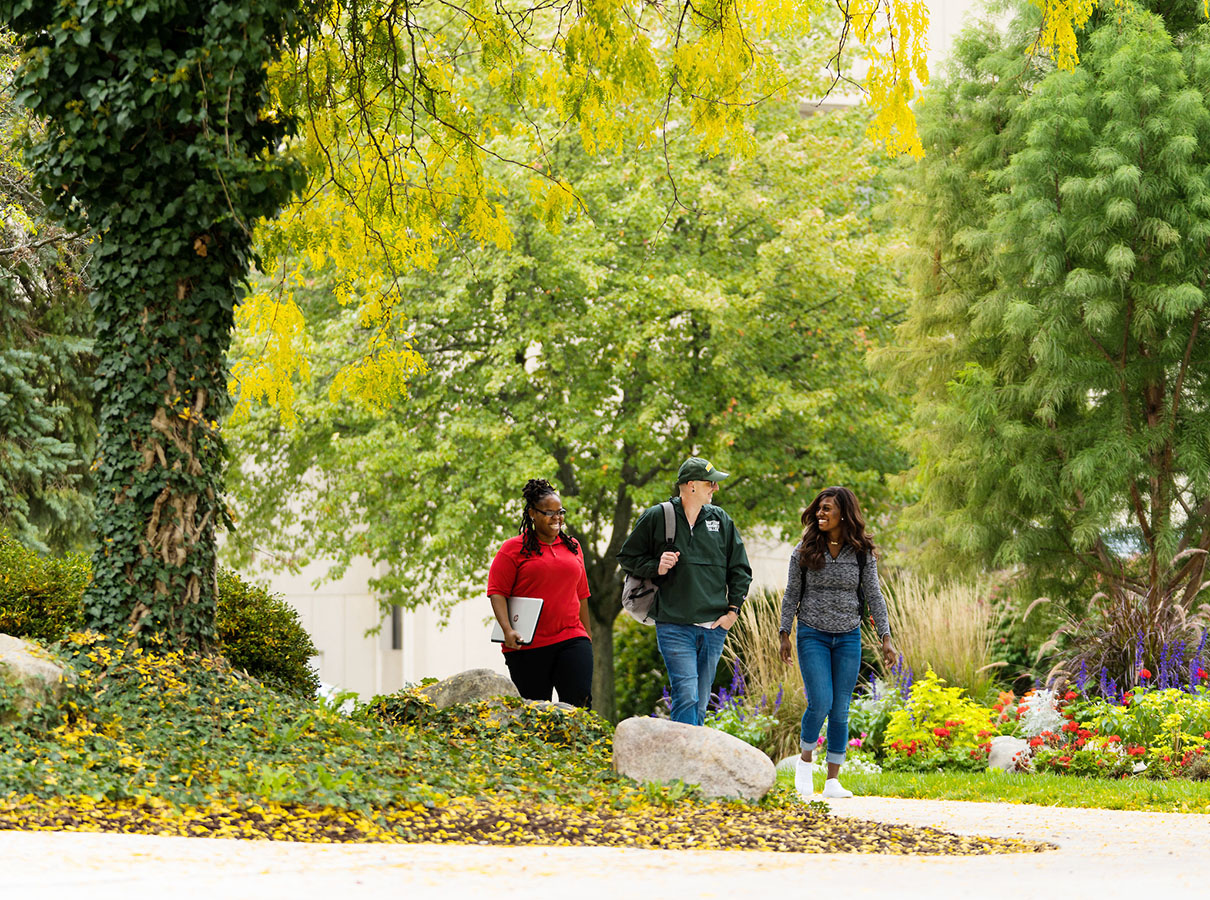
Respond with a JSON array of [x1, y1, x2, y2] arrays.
[[775, 754, 800, 774], [0, 633, 76, 722], [988, 735, 1031, 773], [419, 668, 519, 708], [613, 716, 776, 801]]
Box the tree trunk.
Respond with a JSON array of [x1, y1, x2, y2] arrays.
[[85, 243, 234, 651], [589, 609, 617, 722], [584, 553, 624, 722]]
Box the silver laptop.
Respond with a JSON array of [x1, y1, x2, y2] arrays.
[[490, 596, 545, 644]]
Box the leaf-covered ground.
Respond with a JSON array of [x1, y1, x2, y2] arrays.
[[0, 634, 1050, 854]]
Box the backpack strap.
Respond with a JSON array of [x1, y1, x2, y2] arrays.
[[857, 550, 869, 623], [659, 501, 676, 547]]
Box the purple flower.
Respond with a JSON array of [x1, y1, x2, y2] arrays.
[[1076, 659, 1089, 695], [774, 685, 784, 712]]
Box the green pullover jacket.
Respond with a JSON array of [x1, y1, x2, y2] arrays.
[[616, 497, 752, 625]]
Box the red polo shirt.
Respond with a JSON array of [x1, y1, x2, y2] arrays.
[[486, 535, 591, 652]]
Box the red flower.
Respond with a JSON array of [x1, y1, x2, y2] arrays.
[[1029, 736, 1044, 748], [1064, 690, 1078, 700], [1063, 720, 1080, 733], [1108, 735, 1122, 743], [1127, 745, 1147, 757], [944, 720, 963, 728], [1139, 668, 1152, 680], [933, 727, 952, 738], [1199, 669, 1208, 681]]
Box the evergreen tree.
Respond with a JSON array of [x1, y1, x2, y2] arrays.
[[0, 33, 94, 553], [882, 3, 1210, 677]]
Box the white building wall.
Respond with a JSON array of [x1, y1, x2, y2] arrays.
[[258, 556, 504, 699]]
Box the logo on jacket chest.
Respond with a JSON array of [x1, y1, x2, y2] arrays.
[[705, 520, 720, 533]]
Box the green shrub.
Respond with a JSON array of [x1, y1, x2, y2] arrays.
[[0, 533, 89, 641], [0, 532, 318, 698], [613, 614, 665, 719], [216, 569, 319, 699]]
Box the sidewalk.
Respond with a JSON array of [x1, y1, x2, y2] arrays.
[[3, 796, 1207, 899]]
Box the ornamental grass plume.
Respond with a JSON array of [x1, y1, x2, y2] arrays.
[[1032, 550, 1210, 694], [722, 588, 806, 760], [869, 571, 1001, 699]]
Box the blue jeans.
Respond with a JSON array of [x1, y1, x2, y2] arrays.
[[656, 623, 729, 726], [796, 624, 862, 765]]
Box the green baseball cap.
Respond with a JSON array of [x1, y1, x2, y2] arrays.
[[677, 457, 729, 484]]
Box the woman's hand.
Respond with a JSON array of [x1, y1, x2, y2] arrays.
[[880, 634, 898, 669], [778, 632, 793, 664], [503, 628, 526, 650]]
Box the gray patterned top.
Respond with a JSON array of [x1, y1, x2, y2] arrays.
[[778, 544, 891, 638]]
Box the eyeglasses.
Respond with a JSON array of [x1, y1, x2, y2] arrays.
[[532, 508, 567, 518]]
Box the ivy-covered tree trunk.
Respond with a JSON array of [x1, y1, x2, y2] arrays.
[[2, 0, 310, 648]]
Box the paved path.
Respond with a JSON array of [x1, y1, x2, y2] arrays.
[[3, 797, 1207, 899]]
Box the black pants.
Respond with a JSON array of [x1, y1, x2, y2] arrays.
[[504, 636, 593, 708]]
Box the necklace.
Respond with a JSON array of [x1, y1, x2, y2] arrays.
[[828, 540, 841, 546]]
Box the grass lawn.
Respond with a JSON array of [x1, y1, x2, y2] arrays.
[[777, 767, 1210, 814]]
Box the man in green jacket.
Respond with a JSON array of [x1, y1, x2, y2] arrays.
[[617, 457, 752, 725]]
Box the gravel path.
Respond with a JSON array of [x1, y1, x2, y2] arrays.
[[3, 796, 1207, 899]]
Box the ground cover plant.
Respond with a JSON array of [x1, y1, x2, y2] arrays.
[[0, 633, 1047, 854]]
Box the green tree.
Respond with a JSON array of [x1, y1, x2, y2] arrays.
[[0, 32, 95, 553], [1, 1, 311, 647], [225, 106, 910, 720], [879, 3, 1210, 677]]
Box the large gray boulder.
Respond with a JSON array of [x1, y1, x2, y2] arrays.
[[0, 633, 76, 722], [613, 716, 776, 801], [420, 668, 519, 708], [988, 735, 1031, 773]]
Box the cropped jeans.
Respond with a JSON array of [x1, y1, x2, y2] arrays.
[[655, 622, 729, 726], [796, 623, 862, 765]]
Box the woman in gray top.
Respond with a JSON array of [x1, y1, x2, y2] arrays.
[[778, 486, 898, 800]]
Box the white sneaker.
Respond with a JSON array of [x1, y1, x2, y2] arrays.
[[822, 778, 854, 799], [794, 759, 815, 799]]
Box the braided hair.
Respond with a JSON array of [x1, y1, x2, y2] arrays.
[[797, 486, 876, 571], [519, 478, 581, 557]]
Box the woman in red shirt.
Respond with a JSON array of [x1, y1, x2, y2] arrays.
[[487, 478, 593, 707]]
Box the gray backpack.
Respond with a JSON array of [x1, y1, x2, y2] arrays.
[[620, 501, 676, 626]]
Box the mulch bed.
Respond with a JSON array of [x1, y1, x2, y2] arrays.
[[0, 795, 1054, 854]]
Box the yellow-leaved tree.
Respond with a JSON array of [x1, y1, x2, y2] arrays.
[[234, 0, 1134, 420], [233, 0, 937, 419]]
